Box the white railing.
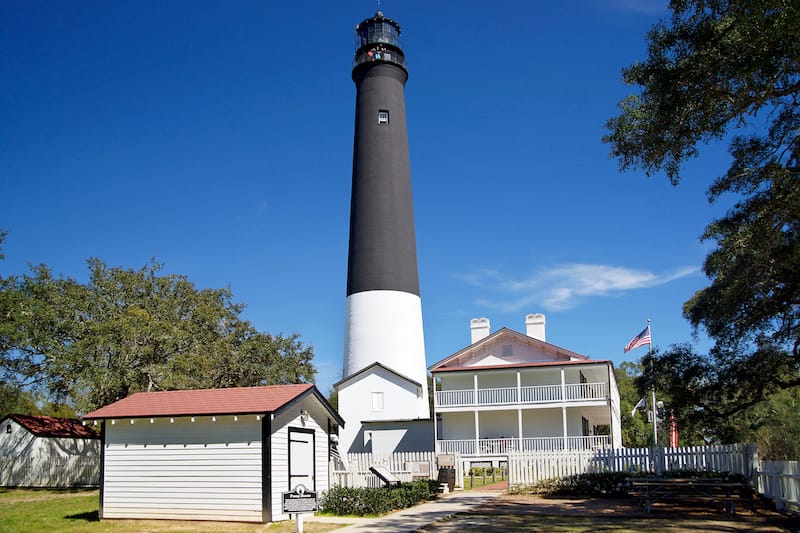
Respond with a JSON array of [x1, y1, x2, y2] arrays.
[[566, 435, 611, 449], [437, 439, 476, 455], [477, 438, 519, 455], [436, 382, 608, 407], [521, 384, 561, 403], [477, 387, 517, 405], [436, 389, 475, 406], [565, 382, 607, 400], [436, 435, 611, 455]]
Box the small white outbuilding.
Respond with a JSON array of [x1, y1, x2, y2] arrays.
[[83, 383, 344, 523], [0, 414, 100, 487]]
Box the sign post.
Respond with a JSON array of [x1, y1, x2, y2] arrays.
[[282, 484, 318, 533]]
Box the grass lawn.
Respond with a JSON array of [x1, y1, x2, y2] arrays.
[[463, 473, 507, 490], [0, 489, 342, 533]]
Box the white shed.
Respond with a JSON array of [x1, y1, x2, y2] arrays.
[[83, 383, 344, 523], [0, 414, 100, 487]]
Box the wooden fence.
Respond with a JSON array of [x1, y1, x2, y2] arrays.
[[754, 460, 800, 512], [331, 445, 798, 512], [332, 451, 463, 489], [0, 456, 100, 487], [507, 444, 758, 486]]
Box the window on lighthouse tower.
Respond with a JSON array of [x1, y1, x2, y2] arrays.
[[377, 110, 389, 124]]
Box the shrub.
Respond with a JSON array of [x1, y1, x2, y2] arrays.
[[319, 479, 438, 516]]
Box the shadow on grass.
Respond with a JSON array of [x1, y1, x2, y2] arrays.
[[0, 487, 96, 495], [65, 510, 99, 522]]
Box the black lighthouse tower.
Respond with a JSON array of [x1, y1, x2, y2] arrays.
[[348, 12, 417, 298], [338, 12, 430, 454]]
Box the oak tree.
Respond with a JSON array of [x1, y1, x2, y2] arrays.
[[605, 0, 800, 430]]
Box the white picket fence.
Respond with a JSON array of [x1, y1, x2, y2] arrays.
[[330, 446, 799, 513], [507, 444, 758, 486], [0, 456, 100, 487], [332, 451, 462, 489], [755, 460, 800, 512]]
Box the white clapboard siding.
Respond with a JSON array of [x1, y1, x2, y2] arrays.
[[0, 456, 100, 487], [102, 416, 263, 522], [269, 397, 331, 522]]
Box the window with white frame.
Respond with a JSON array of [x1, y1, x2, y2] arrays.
[[377, 110, 389, 124], [371, 392, 384, 411]]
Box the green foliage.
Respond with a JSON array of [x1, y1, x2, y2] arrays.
[[1, 254, 316, 413], [467, 466, 505, 477], [615, 362, 652, 447], [327, 388, 338, 411], [319, 480, 438, 516], [0, 383, 78, 419], [513, 472, 632, 497], [605, 0, 800, 433]]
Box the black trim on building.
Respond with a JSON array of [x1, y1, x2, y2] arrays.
[[261, 415, 272, 523], [98, 421, 105, 519], [287, 427, 316, 493]]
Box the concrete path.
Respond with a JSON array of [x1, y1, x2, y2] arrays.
[[308, 490, 502, 532]]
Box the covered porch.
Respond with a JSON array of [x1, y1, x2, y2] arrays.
[[435, 406, 614, 456]]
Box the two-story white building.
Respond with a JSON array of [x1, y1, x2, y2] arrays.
[[430, 314, 622, 467]]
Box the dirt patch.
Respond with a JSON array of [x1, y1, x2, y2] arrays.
[[422, 493, 800, 532]]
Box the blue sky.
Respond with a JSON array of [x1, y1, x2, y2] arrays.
[[1, 1, 731, 395]]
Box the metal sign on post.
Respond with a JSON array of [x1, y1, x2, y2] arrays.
[[283, 484, 318, 533]]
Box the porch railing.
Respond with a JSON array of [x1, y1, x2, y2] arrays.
[[436, 382, 608, 408], [436, 435, 611, 455]]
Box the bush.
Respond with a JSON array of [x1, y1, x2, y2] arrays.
[[319, 479, 439, 516]]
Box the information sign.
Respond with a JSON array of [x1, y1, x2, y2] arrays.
[[282, 484, 318, 514]]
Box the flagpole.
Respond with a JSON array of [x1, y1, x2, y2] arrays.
[[648, 319, 657, 448]]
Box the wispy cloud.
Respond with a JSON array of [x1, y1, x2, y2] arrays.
[[461, 263, 700, 312]]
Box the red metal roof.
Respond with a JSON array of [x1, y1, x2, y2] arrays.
[[83, 383, 316, 420], [4, 414, 99, 439]]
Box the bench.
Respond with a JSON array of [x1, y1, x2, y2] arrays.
[[629, 478, 748, 514]]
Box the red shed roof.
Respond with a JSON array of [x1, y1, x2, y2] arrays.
[[83, 383, 318, 420], [3, 414, 99, 439]]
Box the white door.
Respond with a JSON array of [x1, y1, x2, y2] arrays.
[[288, 428, 315, 491]]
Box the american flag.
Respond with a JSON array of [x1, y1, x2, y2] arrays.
[[624, 325, 651, 352]]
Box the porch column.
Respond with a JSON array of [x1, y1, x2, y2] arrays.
[[473, 373, 478, 406], [432, 376, 439, 452], [516, 370, 521, 405], [517, 408, 523, 453], [561, 367, 568, 449], [474, 410, 480, 455]]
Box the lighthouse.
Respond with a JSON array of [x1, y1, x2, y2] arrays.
[[334, 11, 432, 454]]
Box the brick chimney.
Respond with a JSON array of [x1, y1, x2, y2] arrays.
[[525, 313, 546, 341], [470, 318, 490, 344]]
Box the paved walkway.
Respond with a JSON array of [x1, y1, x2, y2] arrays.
[[307, 489, 502, 532]]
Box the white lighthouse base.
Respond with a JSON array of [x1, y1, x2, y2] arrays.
[[339, 290, 431, 454]]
